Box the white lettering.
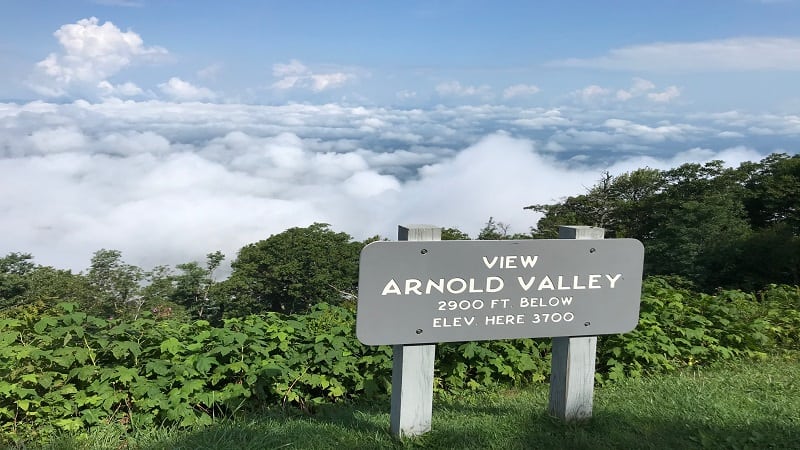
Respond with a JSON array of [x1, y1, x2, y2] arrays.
[[521, 255, 539, 268], [588, 274, 601, 289], [517, 276, 537, 291], [485, 314, 525, 325], [405, 279, 422, 295], [486, 276, 504, 292], [606, 273, 622, 288], [538, 276, 555, 290], [426, 279, 445, 294], [381, 279, 402, 295], [447, 278, 467, 294], [572, 275, 586, 290], [483, 255, 539, 269], [432, 316, 475, 327], [482, 256, 499, 269], [490, 298, 510, 308]]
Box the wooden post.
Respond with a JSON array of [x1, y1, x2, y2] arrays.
[[390, 225, 440, 438], [548, 225, 604, 422]]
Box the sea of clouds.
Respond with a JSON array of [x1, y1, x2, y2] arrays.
[[3, 99, 797, 273]]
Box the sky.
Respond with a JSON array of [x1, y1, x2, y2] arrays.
[[1, 0, 800, 273]]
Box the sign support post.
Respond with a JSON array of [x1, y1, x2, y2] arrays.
[[390, 225, 440, 438], [548, 225, 604, 422]]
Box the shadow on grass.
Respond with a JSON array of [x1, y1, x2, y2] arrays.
[[129, 399, 799, 450]]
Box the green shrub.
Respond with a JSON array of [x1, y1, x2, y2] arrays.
[[2, 278, 798, 445]]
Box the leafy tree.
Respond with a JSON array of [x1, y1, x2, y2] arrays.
[[223, 223, 363, 315], [86, 249, 144, 318], [526, 169, 665, 239], [171, 251, 225, 321], [441, 227, 471, 240], [477, 217, 511, 240], [0, 253, 35, 308], [1, 253, 93, 318], [742, 153, 800, 234], [732, 224, 800, 289]]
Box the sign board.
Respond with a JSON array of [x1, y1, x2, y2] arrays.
[[356, 239, 644, 345]]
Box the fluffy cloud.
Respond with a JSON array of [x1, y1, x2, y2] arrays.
[[574, 78, 680, 104], [547, 37, 800, 72], [28, 17, 167, 97], [271, 59, 355, 92], [572, 85, 610, 102], [436, 81, 492, 98], [97, 80, 144, 98], [0, 99, 793, 272], [616, 77, 655, 101], [158, 77, 216, 101], [647, 86, 681, 103]]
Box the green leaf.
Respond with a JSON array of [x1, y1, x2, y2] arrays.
[[160, 337, 183, 355], [146, 360, 170, 376], [195, 355, 217, 374], [34, 316, 59, 334]]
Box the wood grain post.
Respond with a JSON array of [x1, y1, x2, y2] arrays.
[[390, 225, 440, 438], [548, 225, 604, 422]]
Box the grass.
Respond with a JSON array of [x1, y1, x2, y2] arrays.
[[22, 353, 800, 450]]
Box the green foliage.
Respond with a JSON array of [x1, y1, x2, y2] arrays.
[[0, 302, 393, 446], [86, 249, 145, 318], [3, 277, 798, 446], [527, 153, 800, 291], [596, 277, 800, 383], [171, 251, 226, 322], [441, 227, 471, 240], [224, 223, 363, 315], [436, 339, 551, 390]]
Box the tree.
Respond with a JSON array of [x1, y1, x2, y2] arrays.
[[1, 252, 93, 318], [223, 223, 363, 315], [742, 153, 800, 234], [0, 253, 35, 308], [526, 169, 665, 239], [441, 227, 471, 240], [86, 249, 144, 318], [477, 217, 511, 240], [171, 251, 225, 321]]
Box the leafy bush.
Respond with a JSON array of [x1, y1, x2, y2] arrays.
[[596, 277, 799, 383], [2, 278, 798, 445], [0, 303, 392, 446]]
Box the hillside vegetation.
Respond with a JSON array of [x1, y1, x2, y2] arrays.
[[0, 152, 798, 446]]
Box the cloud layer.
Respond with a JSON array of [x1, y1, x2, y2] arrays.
[[1, 99, 791, 273], [548, 37, 800, 72]]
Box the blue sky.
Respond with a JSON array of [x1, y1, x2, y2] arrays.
[[4, 0, 800, 108], [1, 0, 800, 271]]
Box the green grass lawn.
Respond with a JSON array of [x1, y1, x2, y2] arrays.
[[33, 353, 800, 450]]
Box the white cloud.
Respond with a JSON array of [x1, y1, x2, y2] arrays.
[[616, 77, 655, 101], [436, 81, 492, 98], [158, 77, 216, 101], [28, 17, 168, 97], [0, 99, 791, 273], [97, 80, 144, 97], [548, 37, 800, 72], [271, 59, 355, 92], [512, 108, 572, 129], [572, 85, 610, 102], [503, 84, 540, 99], [575, 78, 680, 104], [647, 86, 681, 103]]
